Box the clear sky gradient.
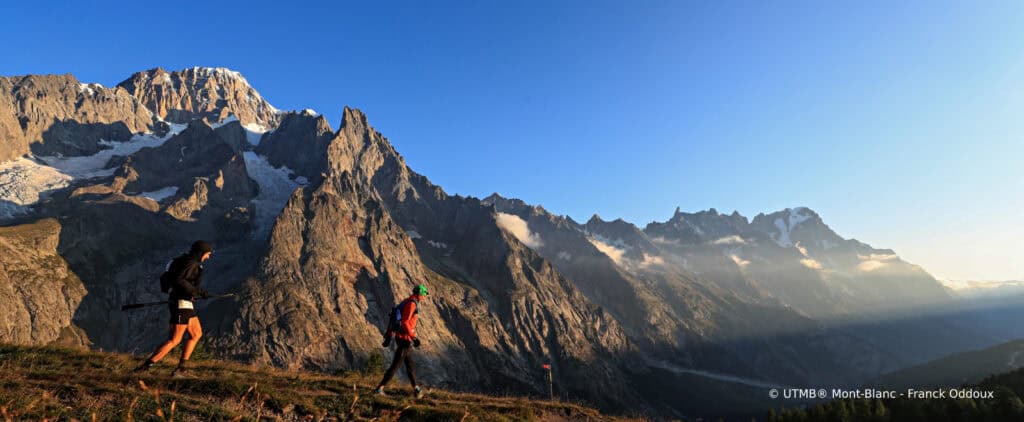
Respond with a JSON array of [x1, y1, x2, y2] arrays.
[[3, 1, 1021, 280]]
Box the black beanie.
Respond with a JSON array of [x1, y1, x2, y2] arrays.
[[190, 240, 213, 256]]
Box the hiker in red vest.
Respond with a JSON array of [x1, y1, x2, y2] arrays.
[[375, 284, 428, 398]]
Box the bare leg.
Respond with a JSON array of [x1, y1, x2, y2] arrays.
[[180, 317, 203, 362], [149, 324, 187, 363]]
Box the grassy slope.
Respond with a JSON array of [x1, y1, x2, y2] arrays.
[[0, 344, 634, 421]]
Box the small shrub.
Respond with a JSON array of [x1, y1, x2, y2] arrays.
[[364, 351, 386, 375]]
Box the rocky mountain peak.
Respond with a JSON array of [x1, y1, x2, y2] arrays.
[[749, 207, 828, 248], [117, 67, 280, 128], [0, 73, 155, 160], [648, 207, 750, 244], [482, 192, 504, 204], [481, 193, 534, 212], [340, 106, 368, 127], [254, 111, 336, 179]]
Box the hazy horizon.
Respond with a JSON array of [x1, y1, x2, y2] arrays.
[[3, 0, 1021, 281]]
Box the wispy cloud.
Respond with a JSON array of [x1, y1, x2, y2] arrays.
[[800, 258, 824, 270], [730, 254, 751, 268], [857, 260, 887, 272], [496, 212, 544, 249], [589, 237, 626, 265], [795, 241, 809, 257], [712, 235, 746, 245], [856, 253, 899, 272], [640, 253, 665, 268], [650, 236, 680, 246]]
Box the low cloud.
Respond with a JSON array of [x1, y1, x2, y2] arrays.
[[730, 254, 751, 268], [650, 236, 680, 246], [639, 253, 665, 268], [857, 253, 899, 272], [800, 258, 824, 270], [712, 235, 747, 245], [496, 212, 544, 249], [557, 251, 572, 261], [860, 253, 898, 261], [858, 260, 887, 272], [589, 237, 626, 265]]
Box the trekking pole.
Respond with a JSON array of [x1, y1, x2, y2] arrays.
[[120, 300, 167, 311], [120, 293, 237, 311]]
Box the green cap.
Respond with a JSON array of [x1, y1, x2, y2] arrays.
[[413, 284, 429, 296]]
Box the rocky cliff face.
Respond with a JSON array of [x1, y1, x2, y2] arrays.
[[0, 219, 87, 346], [0, 74, 155, 160], [220, 108, 640, 409], [117, 67, 280, 129], [254, 111, 334, 180], [480, 194, 907, 387]]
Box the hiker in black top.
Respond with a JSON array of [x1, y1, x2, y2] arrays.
[[134, 241, 212, 377]]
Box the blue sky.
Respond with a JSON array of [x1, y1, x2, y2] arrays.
[[3, 1, 1022, 280]]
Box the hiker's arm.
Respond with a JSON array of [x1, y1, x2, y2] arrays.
[[172, 261, 205, 298]]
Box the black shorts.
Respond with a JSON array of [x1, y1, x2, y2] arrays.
[[168, 300, 197, 325]]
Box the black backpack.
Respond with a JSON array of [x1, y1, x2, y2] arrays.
[[159, 255, 186, 293], [386, 298, 419, 335]]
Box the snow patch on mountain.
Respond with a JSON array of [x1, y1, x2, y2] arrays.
[[242, 122, 270, 146], [0, 158, 73, 218], [38, 123, 187, 179], [192, 66, 245, 81], [243, 151, 301, 238], [770, 207, 812, 247], [77, 82, 101, 95], [0, 124, 188, 219], [211, 115, 239, 128], [137, 186, 178, 202]]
